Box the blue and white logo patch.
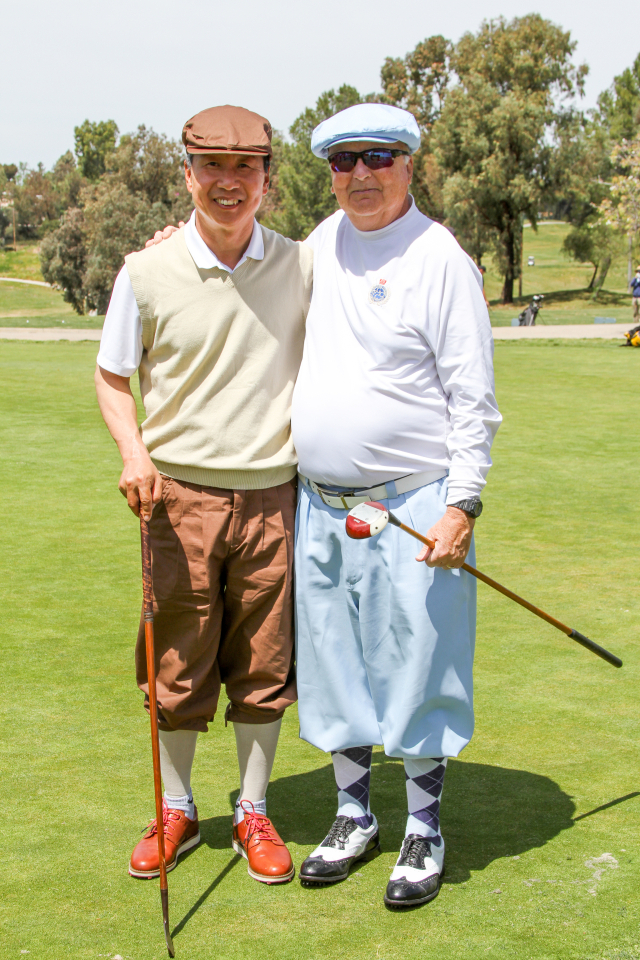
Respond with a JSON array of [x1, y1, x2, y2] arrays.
[[369, 280, 390, 305]]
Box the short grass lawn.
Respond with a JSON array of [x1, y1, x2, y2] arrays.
[[0, 243, 45, 281], [0, 280, 103, 329], [0, 340, 638, 959]]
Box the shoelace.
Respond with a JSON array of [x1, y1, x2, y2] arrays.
[[400, 835, 432, 868], [323, 815, 355, 848], [240, 800, 279, 844], [143, 801, 183, 838]]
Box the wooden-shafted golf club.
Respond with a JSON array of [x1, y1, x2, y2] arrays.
[[140, 518, 176, 958], [346, 502, 622, 669]]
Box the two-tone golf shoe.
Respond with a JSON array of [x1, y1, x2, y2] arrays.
[[384, 833, 445, 908], [299, 815, 380, 885], [129, 802, 200, 878]]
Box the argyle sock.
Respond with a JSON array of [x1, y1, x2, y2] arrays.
[[331, 746, 374, 829], [403, 757, 448, 846]]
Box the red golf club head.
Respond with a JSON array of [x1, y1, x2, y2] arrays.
[[345, 501, 390, 539]]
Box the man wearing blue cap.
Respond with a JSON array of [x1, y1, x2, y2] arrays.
[[292, 103, 501, 907]]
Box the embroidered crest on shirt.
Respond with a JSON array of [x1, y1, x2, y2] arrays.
[[369, 279, 390, 305]]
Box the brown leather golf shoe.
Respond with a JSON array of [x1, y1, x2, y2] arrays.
[[232, 803, 294, 884], [129, 802, 200, 878]]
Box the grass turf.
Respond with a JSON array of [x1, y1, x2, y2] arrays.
[[0, 280, 103, 329], [0, 341, 639, 960]]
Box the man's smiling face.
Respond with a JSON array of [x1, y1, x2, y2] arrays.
[[329, 140, 413, 232], [185, 152, 269, 234]]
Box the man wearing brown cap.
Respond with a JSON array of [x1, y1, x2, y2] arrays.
[[95, 105, 313, 885]]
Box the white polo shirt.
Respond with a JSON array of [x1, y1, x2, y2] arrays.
[[291, 199, 501, 504], [97, 210, 265, 378]]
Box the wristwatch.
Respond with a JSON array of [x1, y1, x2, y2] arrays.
[[450, 498, 483, 519]]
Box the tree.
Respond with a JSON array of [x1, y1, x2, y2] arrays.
[[74, 119, 119, 181], [431, 15, 587, 302], [598, 134, 640, 285], [12, 163, 60, 238], [557, 115, 620, 295], [40, 207, 87, 312], [260, 86, 366, 239], [594, 54, 640, 142], [563, 217, 621, 297], [380, 35, 451, 220], [106, 125, 192, 218], [82, 181, 176, 313], [41, 125, 193, 313], [50, 151, 85, 211]]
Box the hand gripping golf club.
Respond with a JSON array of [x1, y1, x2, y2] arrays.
[[346, 502, 622, 669], [141, 519, 176, 958]]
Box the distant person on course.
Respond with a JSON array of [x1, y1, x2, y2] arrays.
[[95, 105, 313, 886], [291, 104, 502, 908], [630, 266, 640, 320]]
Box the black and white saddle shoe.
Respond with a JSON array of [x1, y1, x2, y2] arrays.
[[384, 834, 445, 909], [299, 815, 380, 885]]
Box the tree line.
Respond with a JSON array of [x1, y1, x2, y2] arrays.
[[1, 14, 639, 312]]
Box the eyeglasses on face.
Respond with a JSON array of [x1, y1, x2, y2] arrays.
[[328, 148, 410, 173]]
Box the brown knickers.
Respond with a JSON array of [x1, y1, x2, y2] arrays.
[[136, 476, 297, 731]]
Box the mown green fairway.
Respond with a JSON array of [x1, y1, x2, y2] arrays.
[[0, 244, 45, 282], [0, 279, 102, 329], [0, 340, 638, 960]]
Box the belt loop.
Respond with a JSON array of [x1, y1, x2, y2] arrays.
[[385, 479, 398, 500]]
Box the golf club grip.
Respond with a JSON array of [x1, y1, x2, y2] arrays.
[[569, 629, 622, 668], [141, 520, 154, 619], [393, 518, 622, 668]]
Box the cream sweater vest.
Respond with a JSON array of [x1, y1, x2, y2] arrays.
[[125, 226, 313, 489]]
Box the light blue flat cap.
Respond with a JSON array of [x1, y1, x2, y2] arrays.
[[311, 103, 421, 159]]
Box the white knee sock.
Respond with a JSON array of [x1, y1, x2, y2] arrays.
[[233, 719, 282, 824], [158, 729, 198, 819]]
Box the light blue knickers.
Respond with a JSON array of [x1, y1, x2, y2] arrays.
[[294, 477, 477, 759]]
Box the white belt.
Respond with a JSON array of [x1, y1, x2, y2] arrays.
[[298, 469, 447, 510]]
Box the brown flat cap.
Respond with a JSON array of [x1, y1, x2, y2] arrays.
[[182, 105, 273, 156]]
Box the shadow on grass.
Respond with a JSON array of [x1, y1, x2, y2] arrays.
[[171, 756, 574, 937], [489, 287, 629, 311], [192, 755, 575, 882]]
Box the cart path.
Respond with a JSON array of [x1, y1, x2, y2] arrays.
[[492, 323, 629, 339], [0, 327, 101, 340], [0, 322, 632, 342], [0, 276, 51, 287]]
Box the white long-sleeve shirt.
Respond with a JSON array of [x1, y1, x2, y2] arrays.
[[291, 200, 502, 504]]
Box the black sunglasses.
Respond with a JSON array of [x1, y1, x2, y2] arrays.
[[328, 148, 410, 173]]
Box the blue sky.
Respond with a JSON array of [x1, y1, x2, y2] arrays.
[[2, 0, 636, 169]]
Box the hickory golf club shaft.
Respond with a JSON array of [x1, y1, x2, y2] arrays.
[[141, 519, 176, 958], [386, 512, 622, 669]]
